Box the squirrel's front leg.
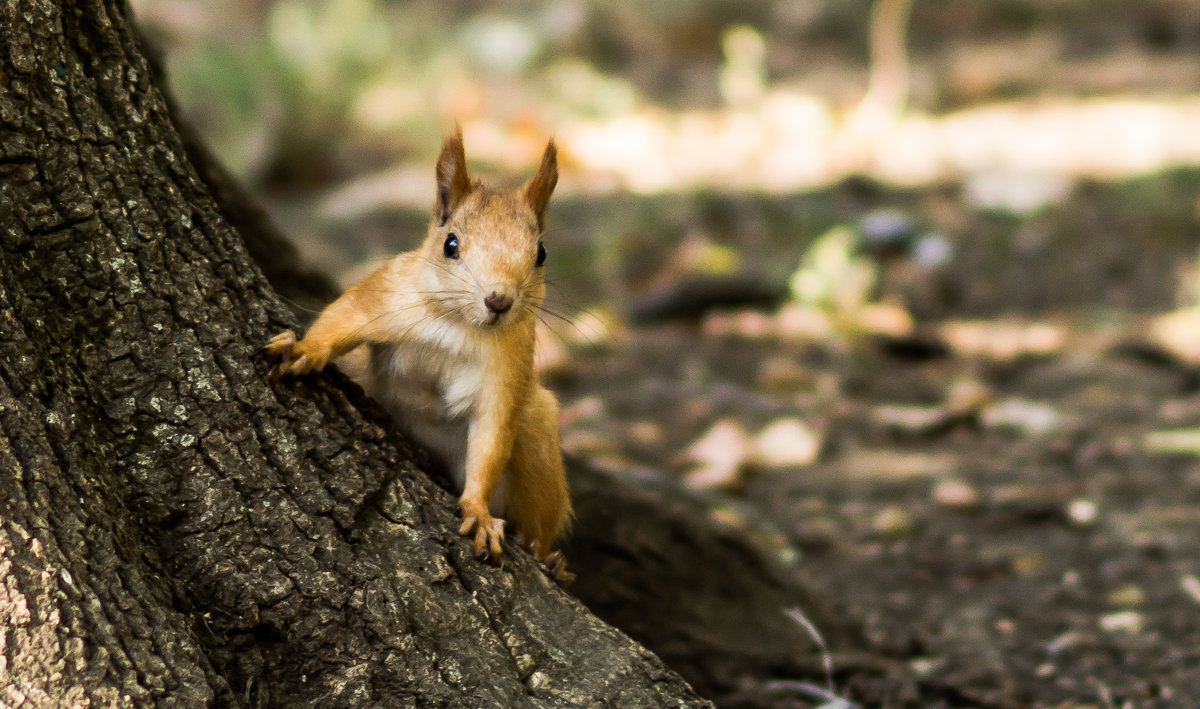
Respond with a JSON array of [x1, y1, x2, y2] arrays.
[[261, 275, 387, 379], [458, 385, 523, 563]]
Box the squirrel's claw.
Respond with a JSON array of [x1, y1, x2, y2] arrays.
[[510, 536, 573, 586], [459, 511, 505, 564], [263, 330, 298, 381], [286, 354, 311, 376], [543, 550, 575, 586], [261, 330, 297, 358], [268, 354, 311, 381], [262, 331, 326, 380]]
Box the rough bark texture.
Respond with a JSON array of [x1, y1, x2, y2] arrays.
[[0, 1, 706, 706]]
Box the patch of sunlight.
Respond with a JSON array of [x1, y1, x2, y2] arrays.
[[1144, 429, 1200, 456], [551, 93, 1200, 196], [825, 449, 956, 482], [1149, 307, 1200, 365], [940, 319, 1067, 360]]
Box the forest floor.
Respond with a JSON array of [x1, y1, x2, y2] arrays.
[[535, 176, 1200, 708], [555, 308, 1200, 708]]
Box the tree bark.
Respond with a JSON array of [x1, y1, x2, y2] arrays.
[[0, 1, 706, 706]]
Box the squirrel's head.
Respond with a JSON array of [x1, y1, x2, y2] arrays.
[[419, 128, 557, 331]]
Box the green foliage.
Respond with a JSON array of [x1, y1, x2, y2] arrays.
[[788, 226, 877, 315], [168, 0, 400, 180], [168, 41, 282, 178]]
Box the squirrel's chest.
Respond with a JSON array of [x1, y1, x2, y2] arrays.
[[368, 339, 485, 422], [363, 335, 486, 485]]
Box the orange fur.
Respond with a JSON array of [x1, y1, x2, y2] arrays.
[[263, 130, 572, 580]]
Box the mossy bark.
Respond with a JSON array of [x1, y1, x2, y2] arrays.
[[0, 1, 706, 706]]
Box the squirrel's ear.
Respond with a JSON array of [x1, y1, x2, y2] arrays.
[[523, 139, 558, 233], [435, 127, 473, 225]]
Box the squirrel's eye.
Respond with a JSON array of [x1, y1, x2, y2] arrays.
[[443, 234, 460, 259], [535, 241, 546, 267]]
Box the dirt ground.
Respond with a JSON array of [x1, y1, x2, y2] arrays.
[[557, 322, 1200, 707], [538, 176, 1200, 707]]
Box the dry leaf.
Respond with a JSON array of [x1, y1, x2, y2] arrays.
[[981, 398, 1061, 435], [751, 417, 822, 468], [1149, 306, 1200, 364], [932, 478, 981, 510], [941, 319, 1065, 360], [678, 419, 752, 491]]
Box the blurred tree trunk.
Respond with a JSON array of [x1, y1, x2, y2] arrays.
[[835, 0, 915, 173], [0, 1, 706, 706], [865, 0, 914, 119]]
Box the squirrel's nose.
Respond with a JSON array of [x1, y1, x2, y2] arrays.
[[484, 292, 513, 314]]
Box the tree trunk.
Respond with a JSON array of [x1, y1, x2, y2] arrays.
[[0, 1, 706, 705]]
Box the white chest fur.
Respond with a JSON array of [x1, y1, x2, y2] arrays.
[[353, 318, 489, 488]]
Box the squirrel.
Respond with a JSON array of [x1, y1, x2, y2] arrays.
[[262, 129, 573, 583]]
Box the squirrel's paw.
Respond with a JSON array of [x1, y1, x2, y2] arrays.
[[458, 500, 505, 563], [261, 330, 297, 358], [261, 330, 324, 380], [518, 539, 575, 586], [542, 550, 575, 586]]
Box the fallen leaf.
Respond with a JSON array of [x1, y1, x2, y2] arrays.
[[941, 319, 1065, 360], [982, 398, 1062, 435], [1098, 610, 1143, 634], [1065, 498, 1098, 526], [829, 450, 955, 481], [751, 417, 822, 468], [775, 302, 834, 341], [857, 302, 914, 338], [873, 404, 951, 433], [1180, 575, 1200, 606], [872, 505, 914, 538], [1149, 306, 1200, 364], [682, 464, 744, 491], [946, 377, 994, 413], [678, 419, 752, 491], [1107, 585, 1145, 608], [932, 478, 981, 510], [569, 308, 625, 347], [560, 429, 617, 457]]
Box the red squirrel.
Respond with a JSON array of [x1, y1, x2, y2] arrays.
[[262, 130, 572, 582]]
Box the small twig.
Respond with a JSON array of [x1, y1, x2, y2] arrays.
[[784, 606, 838, 693]]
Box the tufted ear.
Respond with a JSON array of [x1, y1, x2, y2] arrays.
[[435, 127, 474, 225], [522, 139, 558, 233]]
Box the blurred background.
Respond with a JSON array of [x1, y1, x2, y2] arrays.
[[131, 1, 1200, 703], [132, 0, 1200, 321]]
